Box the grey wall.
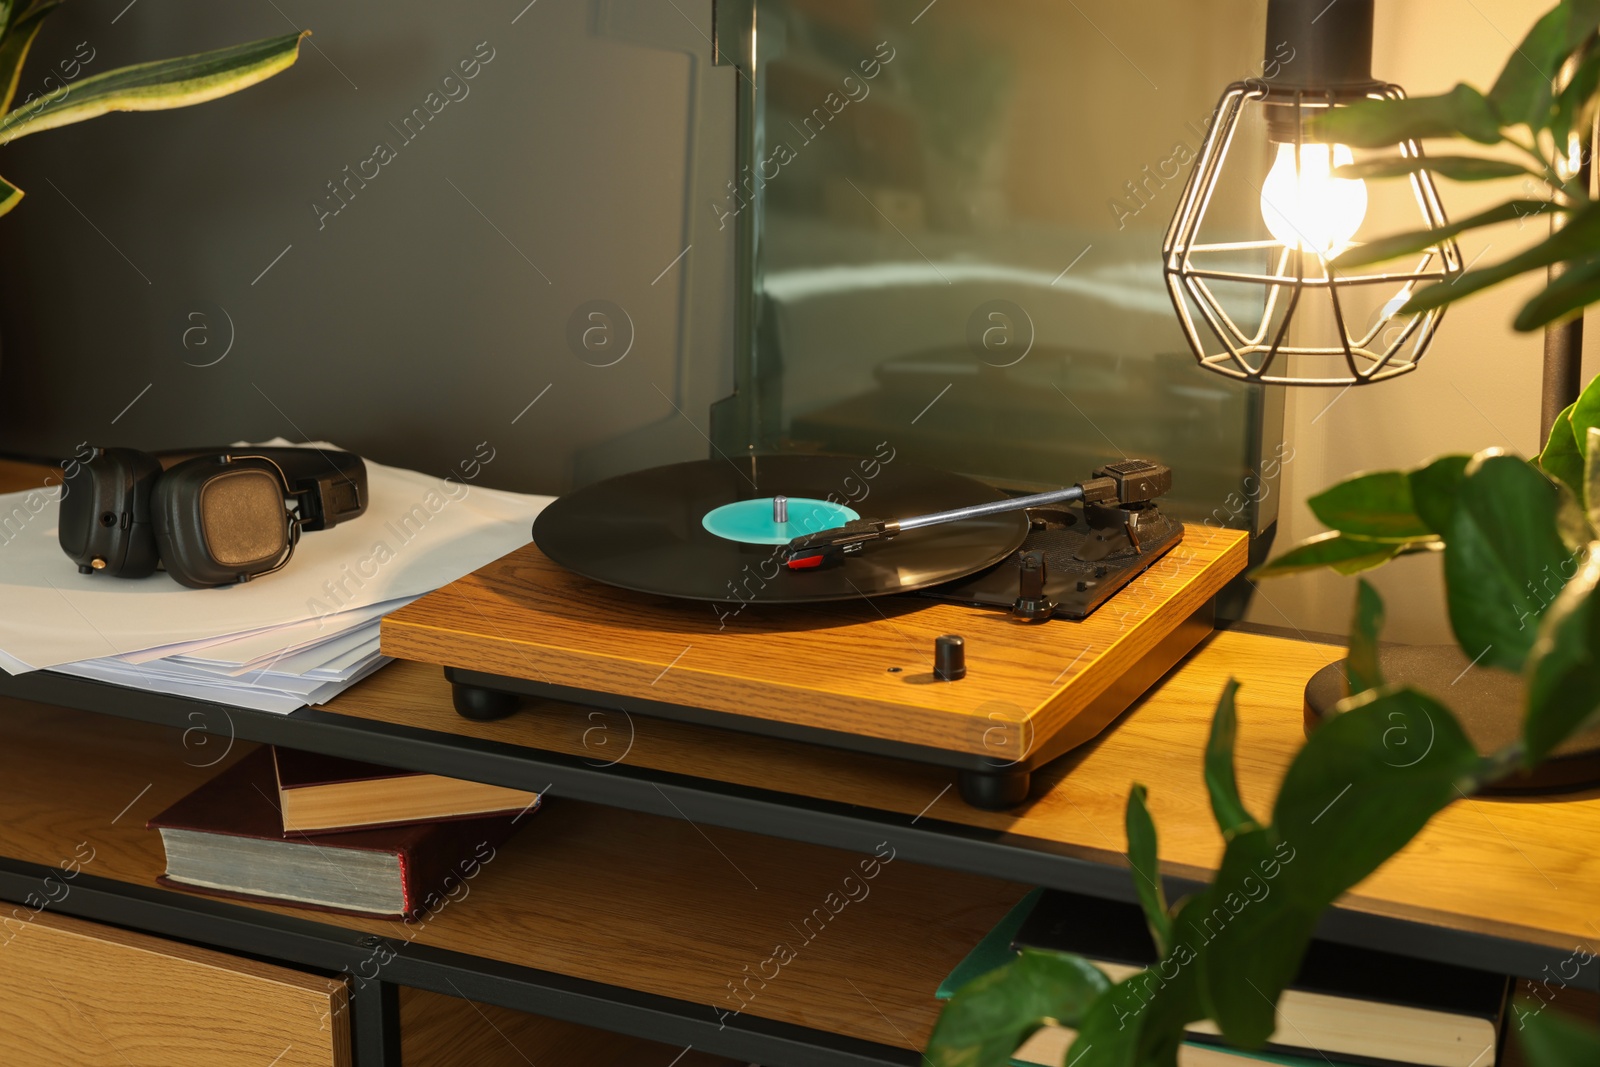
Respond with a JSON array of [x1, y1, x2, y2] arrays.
[[0, 0, 736, 494]]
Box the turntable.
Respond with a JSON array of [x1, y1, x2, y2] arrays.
[[380, 450, 1247, 809]]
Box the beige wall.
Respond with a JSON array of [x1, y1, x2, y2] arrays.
[[1243, 0, 1600, 644]]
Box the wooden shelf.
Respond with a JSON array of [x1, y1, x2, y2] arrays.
[[0, 697, 1024, 1055], [327, 632, 1600, 963]]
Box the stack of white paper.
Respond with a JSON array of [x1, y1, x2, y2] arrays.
[[0, 442, 552, 714]]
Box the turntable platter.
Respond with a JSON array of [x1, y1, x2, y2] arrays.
[[531, 454, 1029, 603]]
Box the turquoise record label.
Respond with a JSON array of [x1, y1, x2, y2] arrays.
[[701, 497, 859, 546]]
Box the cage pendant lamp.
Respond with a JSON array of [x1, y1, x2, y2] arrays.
[[1163, 0, 1463, 386]]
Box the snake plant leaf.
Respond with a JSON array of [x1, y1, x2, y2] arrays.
[[1126, 784, 1173, 955], [0, 170, 22, 218], [0, 1, 60, 117], [924, 947, 1110, 1067], [1409, 454, 1472, 536], [1346, 580, 1386, 697], [1540, 401, 1585, 498], [1203, 680, 1259, 843], [1251, 532, 1404, 579], [1516, 1000, 1600, 1067], [1334, 155, 1537, 183], [1335, 200, 1548, 269], [1309, 470, 1434, 541], [1444, 451, 1572, 671], [1524, 548, 1600, 765], [1310, 82, 1504, 147], [1514, 256, 1600, 331], [1198, 686, 1477, 1046], [0, 31, 307, 146], [1402, 202, 1600, 316]]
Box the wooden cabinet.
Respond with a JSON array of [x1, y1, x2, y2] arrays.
[[0, 909, 348, 1066]]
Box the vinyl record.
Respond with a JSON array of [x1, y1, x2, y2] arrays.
[[532, 454, 1029, 603]]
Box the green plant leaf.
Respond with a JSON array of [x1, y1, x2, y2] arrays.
[[1058, 687, 1478, 1064], [1335, 200, 1549, 269], [1347, 580, 1386, 696], [1198, 686, 1478, 1045], [1335, 155, 1537, 183], [0, 1, 60, 117], [1309, 471, 1434, 541], [1204, 679, 1259, 842], [1588, 427, 1600, 530], [1541, 379, 1600, 521], [1403, 202, 1600, 316], [1561, 0, 1600, 51], [1488, 3, 1570, 130], [1126, 784, 1173, 956], [1444, 450, 1572, 671], [924, 948, 1111, 1067], [1191, 836, 1321, 1048], [1553, 41, 1600, 149], [1066, 895, 1213, 1067], [1311, 83, 1504, 146], [0, 31, 308, 145], [1571, 372, 1600, 466], [1251, 532, 1405, 579], [1515, 256, 1600, 331], [1540, 401, 1585, 497], [1409, 454, 1472, 535], [1515, 996, 1600, 1065], [1524, 548, 1600, 764]]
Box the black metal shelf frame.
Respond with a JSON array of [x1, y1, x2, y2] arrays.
[[0, 664, 1592, 1067]]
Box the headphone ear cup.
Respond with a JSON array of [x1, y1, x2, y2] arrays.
[[152, 457, 292, 588], [57, 448, 163, 577]]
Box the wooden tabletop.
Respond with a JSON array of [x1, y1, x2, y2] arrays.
[[329, 630, 1600, 959], [0, 457, 58, 492]]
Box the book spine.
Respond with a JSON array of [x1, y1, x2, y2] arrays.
[[396, 815, 520, 917]]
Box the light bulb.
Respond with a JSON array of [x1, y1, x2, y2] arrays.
[[1259, 142, 1367, 259]]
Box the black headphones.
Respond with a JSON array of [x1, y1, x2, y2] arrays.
[[58, 446, 367, 588]]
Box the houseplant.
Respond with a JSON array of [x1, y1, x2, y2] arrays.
[[0, 2, 307, 217], [925, 2, 1600, 1064]]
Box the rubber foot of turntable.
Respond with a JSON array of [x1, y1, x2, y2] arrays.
[[452, 682, 520, 721], [958, 768, 1031, 810]]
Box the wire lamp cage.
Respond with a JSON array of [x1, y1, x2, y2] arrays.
[[1163, 0, 1462, 386]]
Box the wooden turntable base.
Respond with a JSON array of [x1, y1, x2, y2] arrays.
[[380, 524, 1248, 808]]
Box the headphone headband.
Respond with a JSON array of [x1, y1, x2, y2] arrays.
[[151, 447, 365, 531]]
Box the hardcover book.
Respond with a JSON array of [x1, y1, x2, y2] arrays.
[[272, 746, 538, 833], [148, 748, 525, 918]]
